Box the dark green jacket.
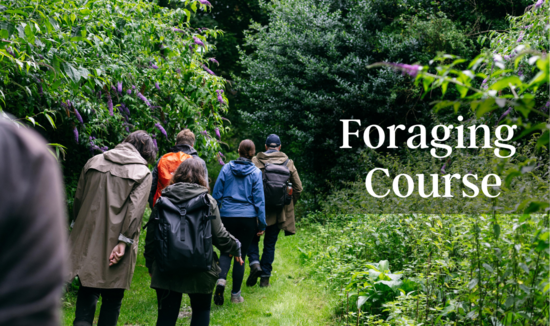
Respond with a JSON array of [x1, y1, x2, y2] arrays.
[[144, 182, 240, 294]]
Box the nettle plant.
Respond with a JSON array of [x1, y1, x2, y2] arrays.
[[0, 0, 229, 161], [369, 0, 549, 213]]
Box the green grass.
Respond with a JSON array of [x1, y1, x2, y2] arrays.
[[62, 228, 337, 325]]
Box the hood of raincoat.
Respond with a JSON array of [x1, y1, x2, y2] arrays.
[[254, 151, 289, 167], [161, 182, 209, 204], [104, 143, 147, 165], [229, 160, 256, 177]]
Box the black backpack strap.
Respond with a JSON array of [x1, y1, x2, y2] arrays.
[[203, 193, 216, 220], [179, 207, 187, 241]]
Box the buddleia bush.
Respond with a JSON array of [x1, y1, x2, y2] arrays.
[[0, 0, 228, 160]]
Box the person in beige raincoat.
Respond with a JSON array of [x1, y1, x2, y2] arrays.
[[67, 130, 156, 326], [246, 134, 303, 288]]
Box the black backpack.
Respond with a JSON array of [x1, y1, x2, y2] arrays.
[[148, 193, 215, 274], [263, 159, 292, 208]]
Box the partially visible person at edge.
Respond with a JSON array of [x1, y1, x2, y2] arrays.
[[67, 131, 155, 326], [144, 159, 242, 326], [0, 117, 67, 326], [246, 134, 302, 288], [212, 140, 266, 305], [149, 129, 208, 208]]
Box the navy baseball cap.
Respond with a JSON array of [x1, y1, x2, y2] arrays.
[[265, 134, 281, 147]]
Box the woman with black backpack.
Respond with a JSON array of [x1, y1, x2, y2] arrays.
[[144, 158, 242, 326], [212, 140, 266, 305]]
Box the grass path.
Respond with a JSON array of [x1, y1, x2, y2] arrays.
[[62, 228, 337, 325]]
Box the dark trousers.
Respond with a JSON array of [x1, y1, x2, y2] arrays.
[[218, 217, 257, 293], [73, 286, 125, 326], [155, 289, 212, 326], [247, 224, 280, 277]]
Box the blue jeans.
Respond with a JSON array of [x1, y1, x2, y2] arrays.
[[247, 224, 280, 277]]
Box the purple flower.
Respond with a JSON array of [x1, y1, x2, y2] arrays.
[[481, 78, 488, 85], [504, 55, 510, 61], [101, 146, 108, 152], [38, 54, 44, 59], [523, 24, 533, 29], [219, 152, 225, 158], [535, 0, 544, 8], [132, 85, 136, 90], [518, 70, 524, 77], [125, 126, 130, 133], [6, 47, 15, 57], [496, 107, 513, 125], [153, 138, 158, 149], [127, 89, 132, 95], [389, 63, 422, 77], [151, 63, 159, 69], [73, 126, 79, 143], [173, 28, 184, 33], [193, 36, 205, 47], [209, 58, 219, 65], [202, 64, 216, 75], [215, 128, 221, 139], [107, 92, 113, 116], [218, 157, 225, 166], [74, 109, 84, 124], [441, 163, 446, 174], [111, 85, 116, 92], [198, 0, 212, 5], [517, 31, 524, 43], [137, 92, 151, 107], [216, 90, 226, 105], [542, 101, 550, 113], [117, 82, 123, 94], [155, 123, 168, 139], [176, 68, 181, 74], [155, 82, 160, 91]]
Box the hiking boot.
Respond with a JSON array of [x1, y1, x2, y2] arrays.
[[246, 263, 262, 287], [230, 292, 244, 304], [214, 279, 226, 306], [259, 277, 270, 288]]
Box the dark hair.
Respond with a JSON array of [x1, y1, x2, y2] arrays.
[[123, 130, 157, 164], [238, 139, 255, 159], [170, 158, 209, 189]]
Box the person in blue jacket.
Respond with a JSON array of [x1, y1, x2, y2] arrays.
[[212, 139, 266, 305]]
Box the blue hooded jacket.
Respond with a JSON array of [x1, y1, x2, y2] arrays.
[[212, 159, 266, 231]]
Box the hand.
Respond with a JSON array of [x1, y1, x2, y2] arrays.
[[234, 256, 244, 266], [229, 254, 244, 266], [256, 230, 265, 236], [109, 242, 126, 266]]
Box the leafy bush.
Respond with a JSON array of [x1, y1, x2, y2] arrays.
[[0, 0, 228, 158], [299, 212, 550, 325]]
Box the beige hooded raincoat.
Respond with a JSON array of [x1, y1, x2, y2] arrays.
[[252, 151, 303, 235], [67, 143, 152, 290]]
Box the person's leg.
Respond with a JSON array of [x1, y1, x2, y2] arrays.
[[246, 233, 262, 287], [215, 217, 238, 305], [96, 288, 125, 326], [73, 286, 101, 326], [155, 289, 183, 326], [188, 293, 213, 326], [259, 224, 281, 284], [230, 218, 257, 296]]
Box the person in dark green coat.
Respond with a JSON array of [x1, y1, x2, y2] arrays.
[[144, 158, 242, 326]]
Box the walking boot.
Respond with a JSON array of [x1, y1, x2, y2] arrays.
[[259, 277, 270, 288], [246, 263, 262, 287], [230, 291, 244, 303], [214, 279, 226, 306]]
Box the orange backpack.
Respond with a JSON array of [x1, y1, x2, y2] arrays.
[[152, 152, 193, 206]]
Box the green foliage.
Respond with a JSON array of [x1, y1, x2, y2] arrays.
[[0, 0, 229, 159], [299, 212, 550, 325], [236, 0, 531, 201]]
